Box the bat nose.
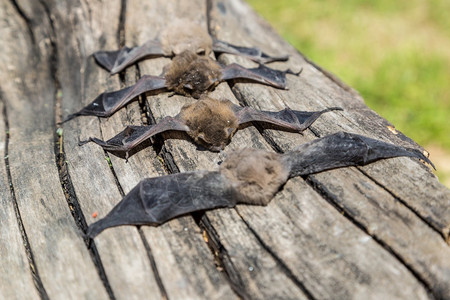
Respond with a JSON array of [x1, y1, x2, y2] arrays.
[[208, 143, 227, 152]]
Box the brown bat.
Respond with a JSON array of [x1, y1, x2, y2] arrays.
[[86, 131, 435, 238], [63, 51, 300, 122], [79, 97, 342, 157], [94, 20, 288, 74]]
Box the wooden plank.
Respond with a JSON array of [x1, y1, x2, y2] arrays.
[[106, 1, 239, 299], [210, 178, 430, 299], [0, 0, 110, 298], [125, 0, 309, 298], [111, 1, 434, 299], [208, 0, 450, 298], [209, 0, 450, 241], [0, 99, 40, 300], [52, 0, 166, 299]]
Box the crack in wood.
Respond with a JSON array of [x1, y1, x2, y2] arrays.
[[134, 65, 150, 125], [234, 209, 316, 300], [9, 0, 36, 44], [223, 75, 442, 297], [197, 214, 251, 300], [204, 4, 444, 296], [203, 2, 313, 296], [357, 167, 450, 244], [96, 2, 172, 298], [137, 228, 169, 300], [34, 1, 117, 298], [305, 176, 436, 299], [118, 0, 127, 49], [308, 124, 448, 243], [0, 92, 49, 300], [97, 121, 126, 197], [54, 120, 117, 300]]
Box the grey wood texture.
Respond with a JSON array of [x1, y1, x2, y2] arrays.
[[0, 0, 448, 299]]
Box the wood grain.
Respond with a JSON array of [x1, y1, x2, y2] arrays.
[[0, 98, 40, 300], [0, 0, 448, 298], [87, 0, 237, 298], [208, 0, 450, 298], [0, 0, 109, 298], [209, 0, 450, 242], [52, 1, 165, 298]]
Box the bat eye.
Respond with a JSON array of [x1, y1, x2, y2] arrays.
[[196, 48, 206, 55]]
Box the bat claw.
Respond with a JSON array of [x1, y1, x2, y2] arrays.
[[286, 67, 303, 77], [78, 138, 93, 147]]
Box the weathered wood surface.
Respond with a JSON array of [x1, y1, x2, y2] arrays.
[[0, 0, 448, 299]]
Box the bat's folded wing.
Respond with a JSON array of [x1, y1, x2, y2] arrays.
[[94, 40, 166, 74], [234, 105, 342, 132], [63, 75, 167, 122], [220, 63, 300, 89], [79, 116, 190, 153], [284, 131, 435, 177], [212, 40, 289, 64], [87, 171, 237, 238]]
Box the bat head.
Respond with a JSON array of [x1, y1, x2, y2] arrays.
[[159, 20, 213, 56], [220, 148, 290, 205], [164, 51, 222, 98], [180, 98, 239, 151]]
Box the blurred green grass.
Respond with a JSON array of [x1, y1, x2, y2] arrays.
[[247, 0, 450, 151]]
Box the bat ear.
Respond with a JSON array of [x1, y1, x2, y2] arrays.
[[226, 127, 236, 138], [196, 132, 206, 143], [184, 83, 194, 90]]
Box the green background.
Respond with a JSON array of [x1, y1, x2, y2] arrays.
[[248, 0, 450, 185]]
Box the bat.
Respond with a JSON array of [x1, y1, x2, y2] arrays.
[[87, 131, 435, 238], [94, 20, 288, 74], [79, 97, 342, 157], [63, 51, 300, 122]]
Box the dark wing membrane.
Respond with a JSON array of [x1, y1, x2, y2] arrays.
[[233, 105, 342, 132], [63, 75, 167, 122], [87, 171, 237, 238], [79, 116, 189, 153], [212, 40, 289, 64], [94, 40, 166, 74], [283, 132, 435, 177], [221, 63, 300, 89], [94, 49, 125, 72]]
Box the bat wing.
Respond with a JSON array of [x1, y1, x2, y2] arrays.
[[220, 63, 300, 89], [87, 171, 237, 238], [94, 40, 166, 74], [233, 105, 342, 132], [79, 116, 189, 156], [63, 75, 167, 122], [283, 131, 435, 177], [212, 40, 289, 64]]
